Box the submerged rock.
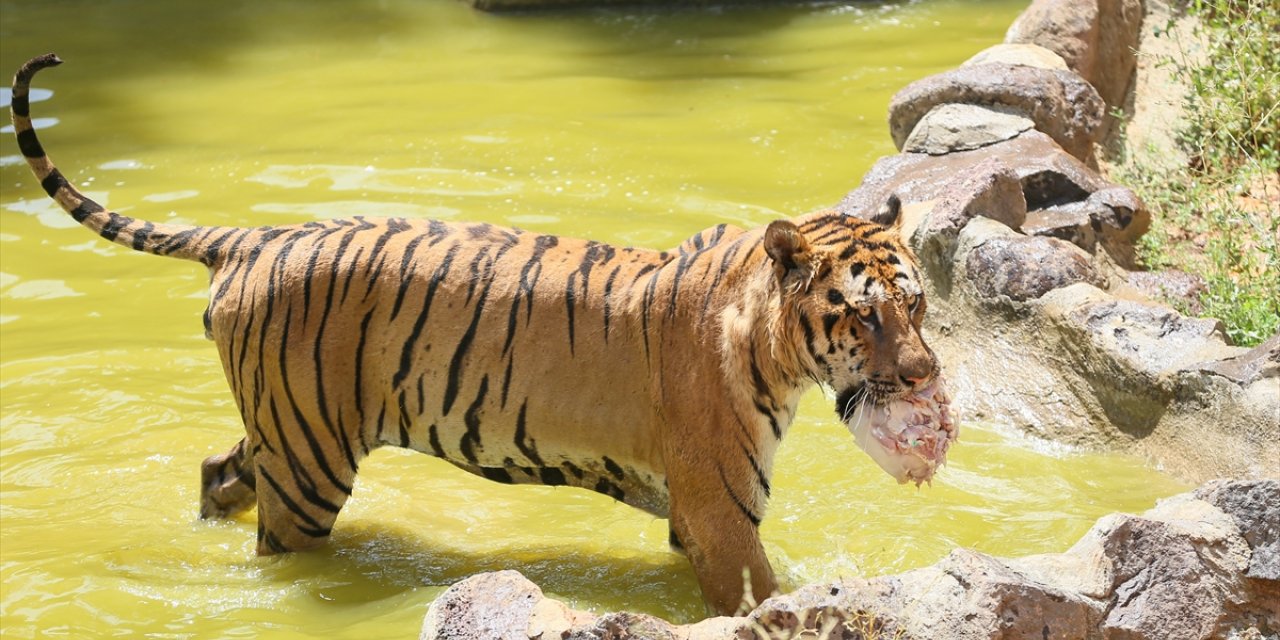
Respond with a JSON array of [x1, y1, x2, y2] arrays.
[[420, 481, 1280, 640]]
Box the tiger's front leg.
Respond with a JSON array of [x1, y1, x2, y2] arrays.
[[199, 437, 257, 519], [667, 455, 778, 615]]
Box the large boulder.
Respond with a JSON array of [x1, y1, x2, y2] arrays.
[[1004, 0, 1145, 112], [887, 64, 1104, 162]]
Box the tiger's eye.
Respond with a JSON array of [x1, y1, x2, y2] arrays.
[[905, 294, 919, 310], [855, 306, 875, 322]]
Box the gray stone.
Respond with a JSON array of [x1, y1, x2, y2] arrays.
[[964, 235, 1100, 302], [1023, 187, 1148, 265], [906, 158, 1027, 294], [887, 64, 1104, 162], [1088, 495, 1255, 639], [962, 43, 1070, 70], [901, 104, 1035, 155]]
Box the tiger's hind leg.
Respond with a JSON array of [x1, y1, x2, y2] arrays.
[[251, 434, 359, 556], [200, 437, 257, 519]]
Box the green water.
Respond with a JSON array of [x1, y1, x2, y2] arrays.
[[0, 0, 1188, 636]]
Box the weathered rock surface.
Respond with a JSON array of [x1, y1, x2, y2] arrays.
[[887, 64, 1104, 162], [1005, 0, 1144, 113], [901, 104, 1034, 155], [964, 231, 1102, 303], [422, 482, 1279, 640], [962, 42, 1071, 70]]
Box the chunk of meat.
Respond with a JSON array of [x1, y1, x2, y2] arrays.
[[845, 378, 957, 486]]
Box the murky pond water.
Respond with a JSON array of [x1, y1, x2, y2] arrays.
[[0, 0, 1188, 636]]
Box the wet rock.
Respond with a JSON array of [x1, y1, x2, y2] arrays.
[[887, 64, 1104, 162], [1004, 0, 1144, 111], [964, 232, 1101, 302], [901, 104, 1034, 155], [1126, 269, 1207, 315], [962, 42, 1070, 70]]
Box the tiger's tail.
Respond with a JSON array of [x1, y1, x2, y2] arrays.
[[12, 54, 226, 264]]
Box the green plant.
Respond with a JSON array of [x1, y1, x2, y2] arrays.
[[1117, 0, 1279, 347]]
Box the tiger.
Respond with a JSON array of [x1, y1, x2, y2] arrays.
[[10, 53, 940, 616]]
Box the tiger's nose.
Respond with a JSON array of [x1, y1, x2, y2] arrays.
[[900, 374, 929, 389]]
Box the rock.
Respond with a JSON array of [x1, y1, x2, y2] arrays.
[[1190, 335, 1280, 386], [420, 570, 551, 640], [1023, 187, 1148, 265], [901, 104, 1035, 155], [1004, 0, 1144, 111], [963, 232, 1101, 302], [1023, 203, 1100, 252], [1005, 0, 1096, 75], [840, 130, 1148, 266], [887, 64, 1104, 162], [1087, 185, 1149, 246], [1195, 479, 1280, 582], [962, 43, 1070, 70], [842, 131, 1108, 220], [1089, 494, 1256, 639], [905, 158, 1026, 294], [1126, 269, 1207, 314], [1056, 291, 1233, 376]]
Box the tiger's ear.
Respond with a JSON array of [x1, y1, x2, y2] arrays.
[[764, 220, 819, 292], [869, 193, 902, 229]]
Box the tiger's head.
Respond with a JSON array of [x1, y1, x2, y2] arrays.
[[762, 201, 939, 419]]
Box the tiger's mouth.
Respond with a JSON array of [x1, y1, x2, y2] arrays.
[[834, 380, 918, 417], [839, 377, 957, 486]]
